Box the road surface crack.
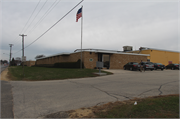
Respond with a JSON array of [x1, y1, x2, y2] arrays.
[[67, 80, 119, 101], [90, 85, 119, 101], [158, 80, 178, 95], [138, 88, 157, 96], [110, 93, 132, 100]]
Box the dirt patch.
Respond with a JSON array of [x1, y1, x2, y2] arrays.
[[0, 68, 11, 81], [67, 101, 135, 118], [68, 108, 94, 118]]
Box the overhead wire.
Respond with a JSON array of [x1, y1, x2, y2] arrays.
[[13, 0, 84, 55], [27, 0, 61, 34], [12, 0, 47, 51], [13, 0, 60, 50], [11, 0, 41, 45], [12, 0, 60, 53], [20, 0, 42, 34], [23, 0, 48, 34]]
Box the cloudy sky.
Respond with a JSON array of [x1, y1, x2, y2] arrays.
[[1, 0, 179, 61]]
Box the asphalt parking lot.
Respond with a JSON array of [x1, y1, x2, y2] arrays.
[[10, 69, 179, 118]]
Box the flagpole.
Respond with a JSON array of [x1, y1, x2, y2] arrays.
[[81, 6, 83, 69]]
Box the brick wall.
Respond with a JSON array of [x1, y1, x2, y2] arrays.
[[36, 51, 148, 69], [110, 54, 147, 69], [83, 52, 98, 69], [24, 61, 36, 67], [36, 52, 82, 65]]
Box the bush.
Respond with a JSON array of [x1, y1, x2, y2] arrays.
[[54, 59, 84, 68], [34, 64, 54, 68]]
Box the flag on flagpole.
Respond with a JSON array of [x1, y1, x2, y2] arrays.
[[76, 7, 82, 22]]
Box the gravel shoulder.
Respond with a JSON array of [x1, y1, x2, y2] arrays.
[[0, 67, 10, 81]]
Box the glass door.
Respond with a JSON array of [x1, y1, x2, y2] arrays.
[[103, 54, 110, 68]]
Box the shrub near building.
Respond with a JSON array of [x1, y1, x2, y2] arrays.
[[54, 59, 84, 68]]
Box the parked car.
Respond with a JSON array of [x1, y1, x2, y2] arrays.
[[153, 63, 165, 70], [165, 64, 179, 70], [139, 61, 154, 71], [123, 62, 140, 71]]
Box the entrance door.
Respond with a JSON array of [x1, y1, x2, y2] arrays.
[[103, 54, 110, 68]]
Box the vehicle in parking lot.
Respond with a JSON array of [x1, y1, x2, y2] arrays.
[[165, 64, 179, 70], [123, 62, 140, 71], [153, 63, 165, 70], [140, 61, 154, 71]]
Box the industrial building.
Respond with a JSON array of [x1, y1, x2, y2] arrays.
[[36, 46, 180, 69], [126, 46, 180, 66], [24, 61, 36, 67], [36, 48, 149, 69]]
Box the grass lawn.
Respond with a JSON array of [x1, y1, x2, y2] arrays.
[[8, 66, 112, 81], [94, 95, 179, 118]]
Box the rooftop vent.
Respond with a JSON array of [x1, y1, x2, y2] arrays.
[[123, 46, 133, 52], [139, 47, 147, 50]]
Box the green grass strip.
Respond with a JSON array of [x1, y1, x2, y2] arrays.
[[8, 66, 112, 81], [96, 95, 179, 118]]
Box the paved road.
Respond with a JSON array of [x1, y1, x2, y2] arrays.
[[11, 69, 179, 118], [1, 66, 14, 118]]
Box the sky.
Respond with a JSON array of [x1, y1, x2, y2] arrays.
[[0, 0, 179, 61]]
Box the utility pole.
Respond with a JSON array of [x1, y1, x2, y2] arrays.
[[9, 44, 13, 66], [19, 34, 27, 77]]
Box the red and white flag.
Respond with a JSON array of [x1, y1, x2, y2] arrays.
[[76, 7, 82, 22]]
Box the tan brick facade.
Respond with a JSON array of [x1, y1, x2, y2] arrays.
[[24, 61, 36, 67], [110, 54, 147, 69], [83, 52, 98, 69], [36, 51, 148, 69], [36, 52, 82, 65]]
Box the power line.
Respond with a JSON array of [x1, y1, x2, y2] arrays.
[[20, 0, 41, 34], [11, 0, 41, 44], [25, 0, 84, 49], [24, 0, 48, 34], [14, 0, 59, 49], [13, 0, 84, 55], [27, 0, 61, 34]]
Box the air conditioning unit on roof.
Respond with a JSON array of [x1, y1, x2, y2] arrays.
[[123, 46, 133, 52]]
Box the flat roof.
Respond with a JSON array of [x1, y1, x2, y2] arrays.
[[92, 50, 149, 56], [36, 52, 70, 60], [126, 47, 180, 53], [37, 49, 149, 60]]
